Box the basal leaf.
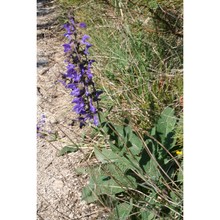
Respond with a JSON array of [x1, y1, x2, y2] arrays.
[[148, 212, 156, 220], [128, 131, 143, 155], [112, 201, 133, 220], [94, 147, 139, 173], [95, 176, 126, 195], [141, 210, 156, 220], [157, 107, 176, 138], [94, 148, 122, 163], [177, 169, 183, 182], [85, 162, 137, 196], [156, 107, 177, 150], [81, 186, 97, 203], [139, 148, 160, 180]]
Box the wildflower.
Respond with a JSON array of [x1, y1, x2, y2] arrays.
[[176, 150, 183, 155], [61, 16, 102, 127]]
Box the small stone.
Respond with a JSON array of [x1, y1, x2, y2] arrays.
[[37, 58, 49, 67]]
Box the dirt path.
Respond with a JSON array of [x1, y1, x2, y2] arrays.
[[37, 1, 107, 219]]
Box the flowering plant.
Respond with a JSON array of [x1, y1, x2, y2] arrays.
[[62, 17, 102, 128]]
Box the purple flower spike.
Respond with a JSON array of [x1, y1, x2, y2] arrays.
[[62, 17, 102, 127]]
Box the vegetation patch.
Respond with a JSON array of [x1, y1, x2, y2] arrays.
[[51, 0, 183, 219]]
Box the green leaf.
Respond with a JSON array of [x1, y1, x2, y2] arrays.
[[100, 122, 124, 152], [177, 169, 183, 182], [139, 147, 160, 180], [170, 191, 179, 203], [81, 186, 97, 203], [144, 159, 160, 181], [156, 107, 177, 150], [112, 202, 133, 220], [94, 147, 140, 172], [141, 210, 155, 220], [94, 148, 122, 163], [157, 107, 176, 137], [151, 126, 156, 136], [148, 212, 156, 220], [84, 162, 137, 197], [95, 176, 127, 195], [58, 145, 78, 156], [114, 125, 125, 138], [127, 129, 143, 156]]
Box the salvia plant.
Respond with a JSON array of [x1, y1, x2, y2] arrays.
[[61, 17, 102, 128], [59, 15, 183, 220]]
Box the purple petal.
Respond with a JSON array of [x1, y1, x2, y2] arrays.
[[67, 83, 77, 90], [70, 18, 75, 25], [72, 97, 83, 104], [82, 34, 90, 42], [63, 43, 72, 53], [79, 22, 87, 28], [93, 115, 99, 126], [58, 80, 66, 87], [70, 88, 81, 96], [63, 23, 70, 31], [86, 68, 93, 80], [89, 100, 97, 113], [73, 101, 86, 114]]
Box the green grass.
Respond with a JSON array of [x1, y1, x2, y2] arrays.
[[57, 0, 183, 126], [57, 0, 183, 219]]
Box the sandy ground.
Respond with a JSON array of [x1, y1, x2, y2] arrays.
[[37, 1, 108, 219]]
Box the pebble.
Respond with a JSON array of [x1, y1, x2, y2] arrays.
[[37, 58, 49, 67]]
